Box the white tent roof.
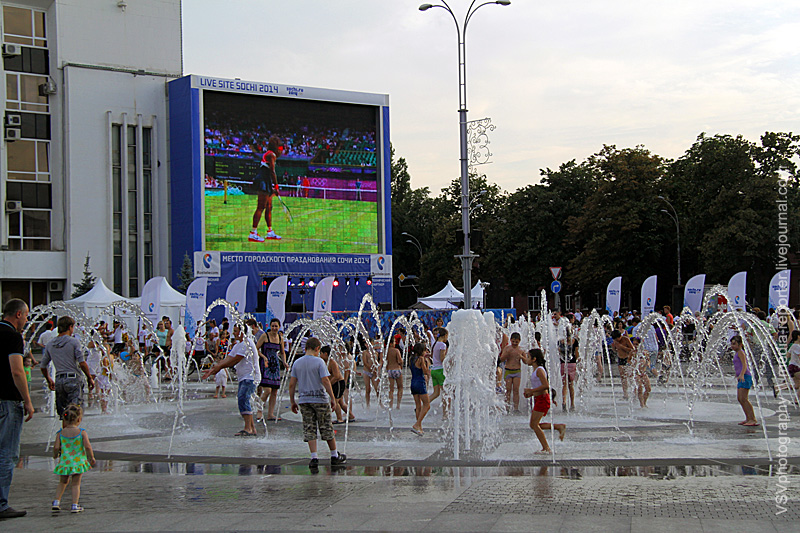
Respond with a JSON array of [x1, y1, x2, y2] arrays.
[[419, 280, 464, 304], [64, 278, 130, 307], [130, 278, 186, 326], [471, 280, 486, 302], [130, 277, 186, 306]]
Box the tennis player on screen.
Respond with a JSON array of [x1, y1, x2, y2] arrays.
[[249, 135, 282, 242]]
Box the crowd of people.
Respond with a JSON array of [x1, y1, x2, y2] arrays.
[[2, 295, 799, 519], [204, 115, 375, 163], [496, 304, 800, 434]]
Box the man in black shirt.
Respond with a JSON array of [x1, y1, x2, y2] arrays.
[[0, 298, 33, 520]]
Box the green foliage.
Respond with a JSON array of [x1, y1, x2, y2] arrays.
[[71, 253, 96, 298], [567, 145, 669, 292], [390, 131, 800, 310], [177, 252, 195, 293]]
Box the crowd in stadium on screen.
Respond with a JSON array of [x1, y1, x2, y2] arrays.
[[204, 115, 376, 161]]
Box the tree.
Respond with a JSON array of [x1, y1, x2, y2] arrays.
[[489, 160, 596, 297], [668, 134, 780, 285], [389, 147, 438, 307], [566, 146, 670, 299], [177, 252, 195, 293], [71, 253, 97, 298]]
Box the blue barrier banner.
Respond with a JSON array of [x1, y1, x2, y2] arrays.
[[254, 308, 517, 339]]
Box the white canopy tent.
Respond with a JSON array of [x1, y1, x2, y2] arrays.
[[130, 277, 186, 326], [471, 280, 488, 309], [417, 281, 464, 309], [63, 278, 131, 318]]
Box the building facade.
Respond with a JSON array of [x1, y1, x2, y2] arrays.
[[0, 0, 181, 306]]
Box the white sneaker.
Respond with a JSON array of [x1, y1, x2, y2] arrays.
[[248, 231, 264, 242], [266, 230, 282, 240]]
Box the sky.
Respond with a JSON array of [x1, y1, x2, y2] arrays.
[[182, 0, 800, 194]]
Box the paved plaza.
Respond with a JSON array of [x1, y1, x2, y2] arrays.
[[4, 376, 799, 532]]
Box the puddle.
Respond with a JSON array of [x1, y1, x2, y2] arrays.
[[17, 455, 797, 478]]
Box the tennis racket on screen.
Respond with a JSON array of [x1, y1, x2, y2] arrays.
[[276, 195, 294, 223]]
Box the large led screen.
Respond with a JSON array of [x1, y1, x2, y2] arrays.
[[203, 90, 380, 253]]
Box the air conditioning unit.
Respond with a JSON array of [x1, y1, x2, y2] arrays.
[[2, 43, 22, 57], [5, 127, 21, 141], [38, 80, 57, 96], [49, 280, 64, 292], [5, 113, 22, 126], [5, 200, 22, 214]]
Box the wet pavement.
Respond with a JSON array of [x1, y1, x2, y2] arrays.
[[4, 378, 799, 531]]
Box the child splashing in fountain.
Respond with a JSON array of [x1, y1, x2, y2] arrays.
[[499, 332, 524, 413], [731, 335, 758, 426], [630, 337, 651, 408], [410, 342, 431, 436], [52, 404, 96, 513], [523, 349, 565, 454]]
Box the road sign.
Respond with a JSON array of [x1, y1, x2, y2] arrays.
[[398, 273, 406, 282], [551, 280, 561, 293], [550, 267, 562, 280]]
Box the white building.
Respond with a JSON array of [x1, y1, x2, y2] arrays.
[[1, 0, 181, 306]]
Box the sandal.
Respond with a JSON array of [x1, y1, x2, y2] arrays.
[[410, 427, 423, 436], [333, 420, 345, 425], [266, 417, 282, 422], [234, 430, 249, 436]]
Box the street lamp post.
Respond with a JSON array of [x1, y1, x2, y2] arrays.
[[420, 0, 510, 309], [657, 195, 681, 286], [402, 231, 423, 258]]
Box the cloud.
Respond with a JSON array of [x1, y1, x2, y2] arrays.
[[183, 0, 800, 193]]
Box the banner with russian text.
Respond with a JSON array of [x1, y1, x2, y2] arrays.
[[225, 276, 248, 322], [313, 276, 335, 319], [641, 275, 657, 316], [606, 276, 622, 316]]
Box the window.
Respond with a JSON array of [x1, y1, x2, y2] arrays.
[[112, 125, 123, 294], [111, 123, 155, 296], [143, 127, 154, 282], [2, 6, 47, 47], [0, 280, 49, 307], [5, 73, 49, 112], [4, 6, 51, 251]]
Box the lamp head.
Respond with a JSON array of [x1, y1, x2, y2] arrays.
[[419, 3, 433, 10], [496, 0, 511, 5]]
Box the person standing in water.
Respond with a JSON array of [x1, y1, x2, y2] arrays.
[[523, 348, 565, 453], [385, 337, 404, 410], [409, 343, 431, 436], [611, 330, 633, 400], [427, 328, 449, 416], [731, 335, 758, 426], [499, 332, 525, 413]]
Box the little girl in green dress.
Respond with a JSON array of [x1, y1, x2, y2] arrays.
[[52, 404, 96, 513]]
